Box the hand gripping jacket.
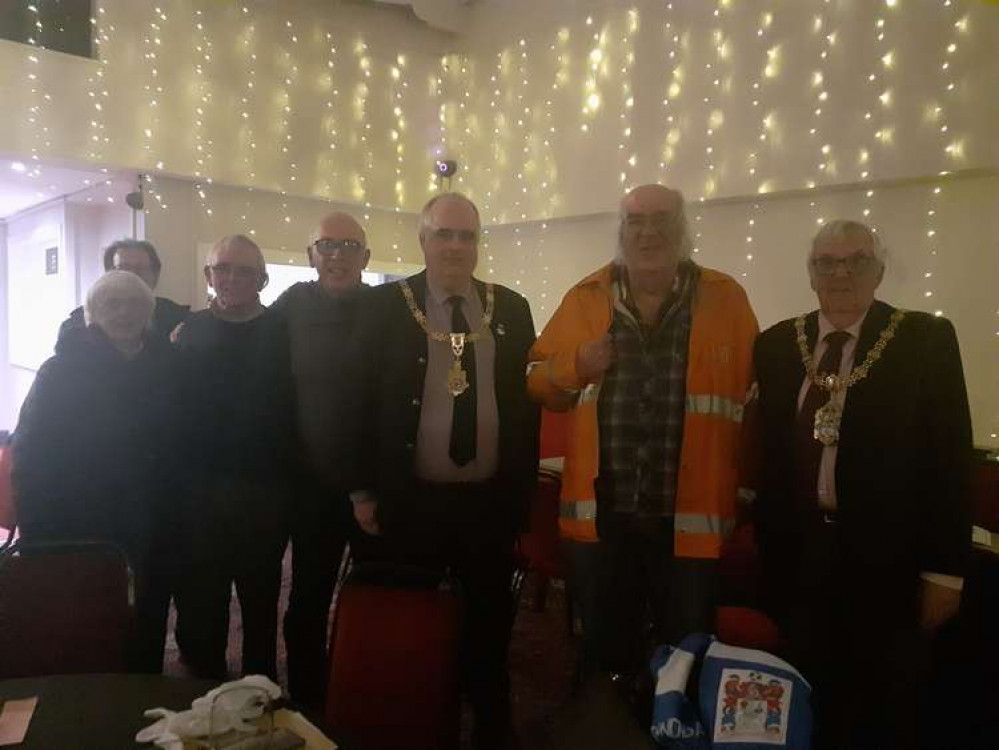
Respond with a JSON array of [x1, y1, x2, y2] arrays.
[[650, 633, 812, 750], [527, 264, 758, 557]]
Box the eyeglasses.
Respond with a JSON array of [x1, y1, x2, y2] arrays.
[[208, 263, 259, 280], [810, 252, 877, 277], [430, 228, 478, 244], [623, 212, 679, 236], [311, 238, 367, 257]]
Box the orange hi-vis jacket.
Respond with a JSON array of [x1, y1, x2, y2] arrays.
[[527, 263, 758, 558]]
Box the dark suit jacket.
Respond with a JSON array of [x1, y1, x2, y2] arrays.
[[351, 271, 540, 532], [753, 300, 972, 625]]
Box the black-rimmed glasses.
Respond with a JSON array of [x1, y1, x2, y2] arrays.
[[311, 238, 367, 257], [810, 252, 877, 276]]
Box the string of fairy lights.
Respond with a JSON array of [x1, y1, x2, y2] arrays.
[[4, 1, 983, 220]]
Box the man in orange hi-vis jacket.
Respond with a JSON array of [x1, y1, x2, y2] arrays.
[[527, 184, 758, 686]]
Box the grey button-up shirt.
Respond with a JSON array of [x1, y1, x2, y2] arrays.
[[414, 279, 499, 483]]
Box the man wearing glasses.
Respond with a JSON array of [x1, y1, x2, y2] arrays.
[[349, 193, 538, 749], [753, 219, 971, 747], [527, 184, 758, 689], [269, 211, 370, 708], [174, 234, 295, 681]]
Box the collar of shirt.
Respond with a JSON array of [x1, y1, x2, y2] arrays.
[[426, 277, 475, 308], [611, 260, 696, 330], [816, 307, 868, 344]]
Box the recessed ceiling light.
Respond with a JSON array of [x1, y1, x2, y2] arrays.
[[10, 162, 27, 173]]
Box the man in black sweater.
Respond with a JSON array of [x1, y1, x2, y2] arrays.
[[270, 212, 370, 708], [174, 234, 295, 681]]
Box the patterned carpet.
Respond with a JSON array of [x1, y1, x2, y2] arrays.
[[162, 547, 578, 749]]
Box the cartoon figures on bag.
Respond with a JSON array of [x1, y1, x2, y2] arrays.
[[719, 670, 789, 737], [764, 678, 786, 734]]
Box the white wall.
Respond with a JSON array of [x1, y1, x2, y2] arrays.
[[480, 173, 999, 449], [0, 220, 8, 429], [2, 200, 75, 430]]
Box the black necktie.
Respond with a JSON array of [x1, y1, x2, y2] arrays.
[[447, 295, 477, 466], [795, 330, 851, 505]]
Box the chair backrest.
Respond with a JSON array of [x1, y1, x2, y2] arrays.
[[325, 577, 461, 750], [0, 438, 15, 534], [0, 539, 133, 679], [518, 468, 566, 579]]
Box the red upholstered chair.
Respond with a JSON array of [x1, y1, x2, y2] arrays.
[[325, 577, 462, 750], [517, 468, 568, 612], [972, 451, 999, 533], [0, 539, 132, 679]]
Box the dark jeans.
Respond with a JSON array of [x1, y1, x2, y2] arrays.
[[354, 479, 517, 748], [176, 474, 288, 680], [592, 513, 717, 679], [563, 539, 604, 685], [283, 481, 349, 708]]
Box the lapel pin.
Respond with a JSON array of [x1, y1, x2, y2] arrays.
[[496, 323, 506, 337]]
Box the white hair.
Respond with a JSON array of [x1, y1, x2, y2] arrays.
[[417, 192, 481, 241], [207, 234, 267, 275], [810, 219, 887, 269], [615, 187, 694, 261], [84, 270, 156, 326]]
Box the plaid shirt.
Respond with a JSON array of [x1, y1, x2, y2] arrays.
[[596, 261, 698, 517]]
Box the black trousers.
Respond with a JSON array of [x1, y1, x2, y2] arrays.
[[128, 554, 175, 674], [592, 513, 717, 678], [354, 479, 517, 748], [176, 474, 288, 681], [776, 520, 926, 750], [282, 480, 349, 708]]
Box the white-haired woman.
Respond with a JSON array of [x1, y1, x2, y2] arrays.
[[12, 270, 183, 673]]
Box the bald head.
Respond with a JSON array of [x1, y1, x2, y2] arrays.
[[620, 184, 683, 218], [617, 184, 691, 283], [310, 211, 370, 294], [315, 212, 366, 246]]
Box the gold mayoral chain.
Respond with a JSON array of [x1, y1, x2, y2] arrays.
[[399, 279, 496, 398], [794, 308, 906, 447]]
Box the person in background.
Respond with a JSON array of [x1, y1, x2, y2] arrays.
[[350, 193, 539, 750], [753, 219, 971, 748], [270, 212, 370, 708], [13, 270, 184, 673], [174, 234, 296, 681], [527, 184, 758, 688], [58, 239, 188, 346]]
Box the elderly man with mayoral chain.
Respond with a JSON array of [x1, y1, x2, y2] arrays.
[[752, 219, 972, 748]]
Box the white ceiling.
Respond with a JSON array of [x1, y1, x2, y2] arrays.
[[371, 0, 473, 33], [0, 157, 128, 220]]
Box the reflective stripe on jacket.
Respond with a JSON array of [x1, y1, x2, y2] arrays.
[[527, 263, 758, 558]]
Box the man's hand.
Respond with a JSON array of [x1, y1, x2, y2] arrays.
[[350, 491, 381, 536], [919, 576, 962, 632], [576, 334, 615, 382]]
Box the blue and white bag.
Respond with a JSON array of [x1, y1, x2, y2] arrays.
[[650, 633, 811, 749]]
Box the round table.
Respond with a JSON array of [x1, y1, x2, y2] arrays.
[[0, 673, 218, 748]]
